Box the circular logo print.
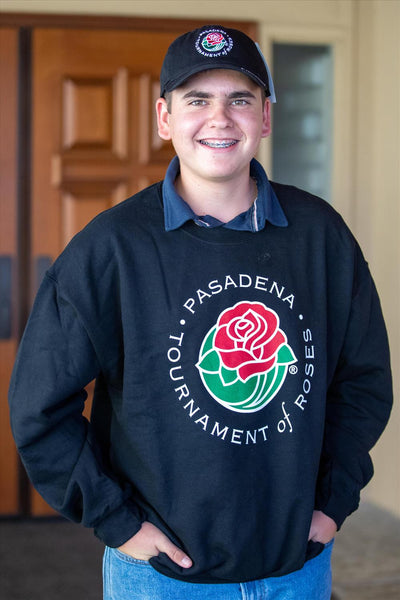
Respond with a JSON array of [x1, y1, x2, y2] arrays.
[[196, 301, 297, 413], [196, 29, 233, 58]]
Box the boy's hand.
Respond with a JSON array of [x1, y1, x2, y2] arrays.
[[308, 510, 337, 544], [117, 521, 192, 568]]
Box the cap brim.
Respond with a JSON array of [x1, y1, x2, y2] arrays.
[[162, 63, 269, 96]]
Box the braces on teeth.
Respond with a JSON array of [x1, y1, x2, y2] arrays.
[[200, 140, 237, 148]]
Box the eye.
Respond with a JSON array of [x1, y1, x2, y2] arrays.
[[189, 99, 208, 106], [231, 99, 250, 106]]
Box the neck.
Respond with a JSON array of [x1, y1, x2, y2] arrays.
[[175, 169, 257, 223]]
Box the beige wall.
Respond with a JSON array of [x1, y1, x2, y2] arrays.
[[2, 0, 399, 516], [352, 0, 400, 517]]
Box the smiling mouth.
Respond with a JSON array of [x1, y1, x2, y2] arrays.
[[199, 140, 238, 148]]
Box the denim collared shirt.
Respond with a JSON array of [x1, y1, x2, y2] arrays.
[[163, 156, 288, 232]]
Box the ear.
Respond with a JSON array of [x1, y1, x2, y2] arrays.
[[156, 98, 171, 141], [261, 98, 271, 138]]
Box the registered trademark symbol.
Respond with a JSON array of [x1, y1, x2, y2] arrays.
[[289, 365, 298, 375]]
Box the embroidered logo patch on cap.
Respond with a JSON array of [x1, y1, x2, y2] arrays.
[[196, 28, 234, 58]]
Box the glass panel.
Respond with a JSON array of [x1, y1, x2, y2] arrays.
[[272, 44, 333, 202]]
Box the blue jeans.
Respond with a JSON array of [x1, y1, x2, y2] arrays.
[[103, 540, 334, 600]]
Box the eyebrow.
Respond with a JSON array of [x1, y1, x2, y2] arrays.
[[181, 90, 257, 100]]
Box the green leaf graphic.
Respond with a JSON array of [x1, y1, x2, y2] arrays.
[[220, 366, 238, 386], [197, 349, 220, 374], [277, 344, 297, 365], [264, 364, 287, 400], [201, 371, 258, 405], [202, 326, 217, 353]]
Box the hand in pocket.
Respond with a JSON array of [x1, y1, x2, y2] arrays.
[[308, 510, 337, 544], [117, 521, 192, 568]]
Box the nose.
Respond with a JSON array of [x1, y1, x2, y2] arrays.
[[207, 102, 233, 128]]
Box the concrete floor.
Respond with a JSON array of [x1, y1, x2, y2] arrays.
[[331, 502, 400, 600]]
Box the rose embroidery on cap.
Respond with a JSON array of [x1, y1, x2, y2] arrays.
[[197, 301, 297, 413], [196, 28, 233, 58], [202, 32, 227, 53]]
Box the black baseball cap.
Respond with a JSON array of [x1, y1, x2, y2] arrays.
[[160, 25, 275, 100]]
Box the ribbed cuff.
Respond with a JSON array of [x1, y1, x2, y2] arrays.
[[316, 489, 360, 531], [93, 500, 144, 547]]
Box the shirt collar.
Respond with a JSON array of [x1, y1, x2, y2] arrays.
[[163, 156, 288, 232]]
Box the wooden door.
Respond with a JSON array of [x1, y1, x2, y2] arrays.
[[0, 27, 19, 515], [30, 27, 179, 515]]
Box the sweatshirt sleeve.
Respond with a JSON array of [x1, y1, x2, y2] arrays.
[[8, 273, 143, 547], [315, 245, 393, 529]]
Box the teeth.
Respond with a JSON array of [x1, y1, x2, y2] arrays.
[[200, 140, 237, 148]]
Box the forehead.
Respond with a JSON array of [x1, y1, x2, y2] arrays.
[[175, 68, 261, 94]]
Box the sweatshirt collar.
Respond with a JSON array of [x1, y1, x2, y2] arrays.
[[163, 156, 288, 232]]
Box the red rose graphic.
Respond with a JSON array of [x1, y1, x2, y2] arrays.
[[214, 302, 286, 382], [206, 33, 224, 46]]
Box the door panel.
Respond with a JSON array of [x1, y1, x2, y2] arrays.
[[31, 29, 175, 271]]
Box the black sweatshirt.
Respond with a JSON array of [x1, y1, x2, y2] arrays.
[[9, 180, 392, 583]]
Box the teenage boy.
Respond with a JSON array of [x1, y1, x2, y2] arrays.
[[9, 25, 392, 600]]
